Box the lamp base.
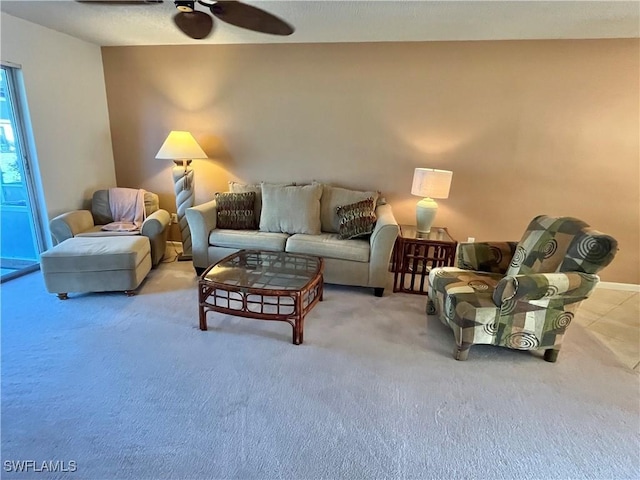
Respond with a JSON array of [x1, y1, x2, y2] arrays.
[[416, 197, 439, 233], [172, 166, 195, 257]]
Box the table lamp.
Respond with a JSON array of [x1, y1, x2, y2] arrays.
[[155, 130, 207, 260], [411, 168, 453, 234]]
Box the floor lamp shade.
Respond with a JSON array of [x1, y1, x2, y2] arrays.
[[155, 131, 207, 259], [411, 168, 453, 234]]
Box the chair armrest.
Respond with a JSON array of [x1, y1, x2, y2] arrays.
[[185, 200, 217, 268], [368, 203, 399, 287], [49, 210, 94, 245], [141, 209, 171, 237], [141, 209, 170, 266], [457, 241, 518, 274], [493, 272, 600, 306]]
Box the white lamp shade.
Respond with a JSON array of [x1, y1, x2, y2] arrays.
[[411, 168, 453, 199], [155, 131, 207, 160]]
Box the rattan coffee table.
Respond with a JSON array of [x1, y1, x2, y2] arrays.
[[198, 250, 324, 345]]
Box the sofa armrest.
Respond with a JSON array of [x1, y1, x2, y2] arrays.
[[49, 210, 94, 245], [186, 200, 218, 269], [141, 209, 171, 237], [368, 203, 399, 288], [493, 272, 599, 306], [457, 241, 518, 274]]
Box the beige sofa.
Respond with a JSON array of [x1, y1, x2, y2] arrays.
[[186, 182, 399, 296]]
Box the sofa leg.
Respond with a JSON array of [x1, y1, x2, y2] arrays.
[[544, 348, 559, 363], [57, 293, 69, 300], [124, 290, 136, 297], [195, 267, 205, 276], [374, 287, 384, 297], [454, 344, 470, 361]]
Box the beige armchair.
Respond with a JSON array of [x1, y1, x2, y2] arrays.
[[49, 189, 170, 267]]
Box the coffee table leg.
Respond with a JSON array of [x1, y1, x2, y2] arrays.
[[293, 321, 299, 344], [293, 316, 304, 345], [199, 290, 208, 331], [298, 317, 304, 344]]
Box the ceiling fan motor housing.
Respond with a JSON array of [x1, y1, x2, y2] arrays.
[[174, 1, 195, 12]]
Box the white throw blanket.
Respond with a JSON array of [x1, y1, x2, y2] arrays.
[[102, 188, 146, 232]]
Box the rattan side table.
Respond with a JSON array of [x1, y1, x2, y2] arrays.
[[392, 225, 457, 295]]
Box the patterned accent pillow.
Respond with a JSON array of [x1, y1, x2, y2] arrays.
[[215, 192, 256, 230], [336, 197, 377, 240], [316, 183, 380, 233]]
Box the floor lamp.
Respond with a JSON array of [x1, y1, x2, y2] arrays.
[[155, 131, 207, 260]]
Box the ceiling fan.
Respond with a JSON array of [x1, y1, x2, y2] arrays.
[[76, 0, 295, 39]]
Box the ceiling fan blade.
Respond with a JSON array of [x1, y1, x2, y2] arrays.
[[173, 11, 214, 39], [76, 1, 164, 4], [210, 1, 294, 36]]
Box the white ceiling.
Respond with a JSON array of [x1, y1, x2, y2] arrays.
[[1, 0, 639, 47]]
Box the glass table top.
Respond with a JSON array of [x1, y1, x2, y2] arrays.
[[399, 225, 455, 242], [203, 250, 322, 291]]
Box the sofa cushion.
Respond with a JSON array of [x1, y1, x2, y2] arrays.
[[319, 184, 379, 233], [215, 192, 256, 230], [259, 183, 322, 235], [228, 181, 293, 225], [76, 226, 140, 237], [209, 229, 289, 251], [40, 236, 150, 273], [286, 233, 370, 263], [336, 197, 377, 240]]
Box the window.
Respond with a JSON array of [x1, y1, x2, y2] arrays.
[[0, 63, 46, 282]]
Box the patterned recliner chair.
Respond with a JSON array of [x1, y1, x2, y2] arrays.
[[427, 215, 618, 362]]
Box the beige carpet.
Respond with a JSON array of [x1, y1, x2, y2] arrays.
[[1, 260, 638, 479]]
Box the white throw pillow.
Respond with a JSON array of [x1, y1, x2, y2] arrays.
[[228, 181, 293, 225], [319, 184, 380, 233], [259, 183, 322, 235]]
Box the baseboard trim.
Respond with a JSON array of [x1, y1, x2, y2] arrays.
[[597, 282, 640, 292]]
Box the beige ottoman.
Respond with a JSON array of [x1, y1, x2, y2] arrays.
[[40, 236, 152, 299]]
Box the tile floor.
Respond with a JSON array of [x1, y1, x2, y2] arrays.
[[576, 287, 640, 372]]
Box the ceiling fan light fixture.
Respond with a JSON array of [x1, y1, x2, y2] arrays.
[[75, 0, 295, 39], [174, 0, 195, 12]]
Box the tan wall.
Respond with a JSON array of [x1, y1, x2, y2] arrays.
[[1, 13, 116, 228], [102, 39, 639, 284]]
